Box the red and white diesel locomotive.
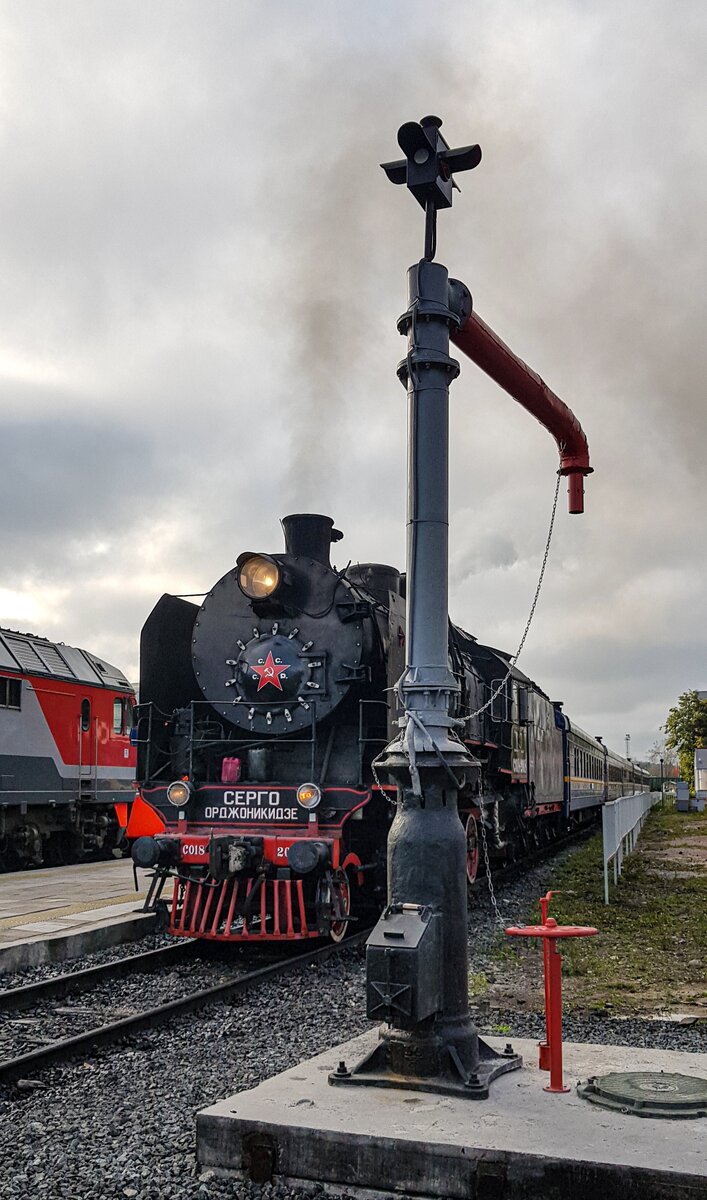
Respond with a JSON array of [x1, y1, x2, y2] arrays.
[[0, 626, 136, 868], [131, 513, 648, 943]]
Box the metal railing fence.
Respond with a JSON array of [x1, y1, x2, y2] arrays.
[[602, 791, 661, 905]]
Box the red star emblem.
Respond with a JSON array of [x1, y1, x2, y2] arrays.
[[252, 651, 289, 692]]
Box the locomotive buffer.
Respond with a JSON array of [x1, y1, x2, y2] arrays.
[[331, 117, 521, 1098]]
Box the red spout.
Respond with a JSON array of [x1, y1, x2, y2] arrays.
[[451, 312, 592, 513]]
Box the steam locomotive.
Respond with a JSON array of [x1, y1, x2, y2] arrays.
[[131, 513, 648, 942]]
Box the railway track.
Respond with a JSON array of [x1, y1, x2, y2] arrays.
[[0, 931, 370, 1087], [0, 940, 197, 1015], [0, 824, 592, 1088]]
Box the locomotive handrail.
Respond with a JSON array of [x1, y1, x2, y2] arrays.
[[357, 699, 390, 787], [188, 698, 321, 780], [135, 698, 323, 787], [140, 696, 391, 791], [451, 311, 592, 514]]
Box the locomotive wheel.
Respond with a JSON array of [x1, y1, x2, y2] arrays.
[[465, 813, 480, 885], [325, 869, 351, 943]]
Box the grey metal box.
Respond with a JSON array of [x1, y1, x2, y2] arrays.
[[366, 904, 441, 1027]]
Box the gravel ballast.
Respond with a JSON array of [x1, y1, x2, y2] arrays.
[[0, 933, 177, 989], [0, 954, 256, 1060], [0, 846, 704, 1200]]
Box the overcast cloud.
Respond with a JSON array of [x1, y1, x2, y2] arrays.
[[1, 0, 705, 759]]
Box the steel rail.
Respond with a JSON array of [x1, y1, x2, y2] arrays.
[[0, 941, 198, 1015], [0, 929, 371, 1086]]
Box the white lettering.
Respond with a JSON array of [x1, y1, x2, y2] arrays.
[[202, 796, 298, 821], [221, 789, 281, 806]]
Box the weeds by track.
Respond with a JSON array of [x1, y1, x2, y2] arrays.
[[470, 820, 597, 895]]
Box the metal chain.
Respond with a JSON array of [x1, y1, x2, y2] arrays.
[[369, 467, 562, 808], [462, 467, 562, 724], [370, 757, 389, 801], [477, 803, 505, 929]]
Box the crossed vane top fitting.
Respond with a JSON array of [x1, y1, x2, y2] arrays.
[[381, 116, 482, 259]]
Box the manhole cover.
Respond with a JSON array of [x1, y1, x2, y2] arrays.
[[577, 1071, 707, 1119]]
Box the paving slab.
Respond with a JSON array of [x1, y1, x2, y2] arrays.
[[0, 860, 167, 973], [198, 1030, 707, 1200]]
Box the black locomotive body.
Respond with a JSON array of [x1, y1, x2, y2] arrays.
[[133, 514, 647, 942]]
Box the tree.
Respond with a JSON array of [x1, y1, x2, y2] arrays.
[[664, 691, 707, 793], [647, 737, 677, 773]]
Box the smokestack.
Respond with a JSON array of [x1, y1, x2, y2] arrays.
[[281, 513, 343, 567]]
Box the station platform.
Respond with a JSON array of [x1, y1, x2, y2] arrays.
[[198, 1030, 707, 1200], [0, 859, 159, 974]]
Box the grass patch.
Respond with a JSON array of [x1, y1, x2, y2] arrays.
[[522, 808, 707, 1013], [468, 970, 489, 997]]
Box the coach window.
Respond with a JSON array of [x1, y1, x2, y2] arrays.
[[113, 698, 123, 734], [81, 699, 91, 732], [0, 678, 21, 709]]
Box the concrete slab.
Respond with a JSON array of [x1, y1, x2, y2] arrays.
[[198, 1030, 707, 1200], [0, 909, 157, 973], [0, 861, 169, 973], [13, 920, 79, 932]]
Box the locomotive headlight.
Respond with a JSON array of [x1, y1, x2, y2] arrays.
[[237, 554, 281, 600], [297, 782, 321, 809], [166, 779, 193, 808]]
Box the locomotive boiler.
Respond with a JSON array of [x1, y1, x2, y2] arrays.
[[132, 513, 647, 942]]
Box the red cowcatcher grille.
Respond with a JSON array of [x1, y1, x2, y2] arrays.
[[167, 875, 319, 941]]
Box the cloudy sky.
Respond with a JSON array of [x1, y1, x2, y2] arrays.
[[1, 1, 705, 760]]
